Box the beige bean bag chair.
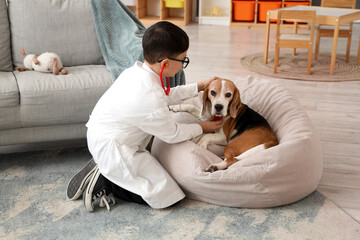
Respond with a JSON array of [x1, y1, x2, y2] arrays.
[[152, 76, 323, 208]]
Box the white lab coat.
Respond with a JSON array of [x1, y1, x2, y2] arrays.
[[86, 61, 203, 208]]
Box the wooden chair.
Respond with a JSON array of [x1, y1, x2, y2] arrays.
[[314, 0, 356, 63], [274, 10, 316, 75]]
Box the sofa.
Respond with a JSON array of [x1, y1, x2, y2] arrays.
[[0, 0, 113, 146]]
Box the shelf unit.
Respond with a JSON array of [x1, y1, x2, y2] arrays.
[[198, 0, 231, 26], [230, 0, 312, 28], [136, 0, 192, 26], [122, 0, 137, 14]]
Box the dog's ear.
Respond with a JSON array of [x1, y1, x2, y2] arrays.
[[201, 87, 209, 117], [229, 88, 241, 118]]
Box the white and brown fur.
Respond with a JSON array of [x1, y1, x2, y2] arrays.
[[170, 79, 278, 173]]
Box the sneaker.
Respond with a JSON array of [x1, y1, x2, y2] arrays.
[[83, 166, 115, 212], [66, 158, 97, 200]]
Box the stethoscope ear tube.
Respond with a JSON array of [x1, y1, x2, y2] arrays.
[[160, 64, 170, 96]]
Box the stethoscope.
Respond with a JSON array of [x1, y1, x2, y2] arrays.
[[159, 63, 170, 96]]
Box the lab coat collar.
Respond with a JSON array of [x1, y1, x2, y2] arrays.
[[140, 61, 160, 79], [135, 61, 166, 96]]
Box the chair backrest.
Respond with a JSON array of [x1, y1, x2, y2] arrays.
[[321, 0, 356, 9], [276, 10, 316, 43], [277, 10, 316, 24]]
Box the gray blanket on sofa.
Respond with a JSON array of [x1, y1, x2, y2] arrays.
[[88, 0, 185, 86]]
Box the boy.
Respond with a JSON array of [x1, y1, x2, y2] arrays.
[[67, 21, 223, 212]]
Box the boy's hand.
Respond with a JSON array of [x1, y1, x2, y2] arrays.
[[197, 76, 221, 92], [199, 116, 223, 133]]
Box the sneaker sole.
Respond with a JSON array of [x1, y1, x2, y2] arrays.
[[66, 159, 97, 200], [83, 167, 101, 212]]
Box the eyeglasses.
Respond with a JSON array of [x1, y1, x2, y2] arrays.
[[157, 56, 190, 69]]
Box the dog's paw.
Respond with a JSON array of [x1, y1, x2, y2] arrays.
[[197, 138, 209, 149], [169, 104, 181, 112], [205, 164, 218, 173], [205, 162, 228, 173]]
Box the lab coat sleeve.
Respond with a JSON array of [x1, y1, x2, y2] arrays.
[[139, 106, 203, 144], [167, 83, 198, 105]]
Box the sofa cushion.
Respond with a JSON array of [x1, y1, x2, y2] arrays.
[[0, 0, 13, 71], [0, 72, 21, 129], [0, 123, 87, 146], [14, 65, 112, 128], [8, 0, 105, 67], [0, 72, 18, 108]]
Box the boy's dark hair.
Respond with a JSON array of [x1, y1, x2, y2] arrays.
[[142, 21, 189, 64]]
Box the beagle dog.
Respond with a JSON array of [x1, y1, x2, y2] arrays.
[[170, 78, 278, 173]]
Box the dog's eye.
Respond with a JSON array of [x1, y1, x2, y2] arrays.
[[225, 92, 232, 98], [210, 90, 216, 96]]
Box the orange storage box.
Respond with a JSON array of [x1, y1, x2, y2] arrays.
[[284, 1, 310, 7], [258, 1, 282, 23], [233, 1, 255, 22]]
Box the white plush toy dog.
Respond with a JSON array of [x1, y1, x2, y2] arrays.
[[17, 48, 68, 75]]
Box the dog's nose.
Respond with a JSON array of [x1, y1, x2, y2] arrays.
[[214, 104, 223, 112]]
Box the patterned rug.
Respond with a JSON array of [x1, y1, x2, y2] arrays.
[[241, 51, 360, 82], [1, 147, 360, 239]]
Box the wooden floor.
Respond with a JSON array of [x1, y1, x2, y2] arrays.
[[182, 23, 360, 223]]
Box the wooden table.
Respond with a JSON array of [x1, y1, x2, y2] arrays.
[[263, 6, 360, 75]]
